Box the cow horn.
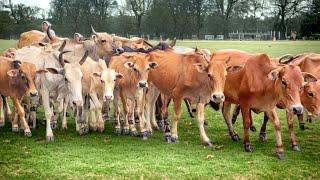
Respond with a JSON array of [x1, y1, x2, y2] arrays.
[[58, 40, 67, 52], [170, 37, 177, 47], [58, 51, 71, 67], [47, 26, 53, 41], [91, 25, 98, 36], [79, 50, 89, 65]]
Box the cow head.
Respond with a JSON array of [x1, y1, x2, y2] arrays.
[[91, 26, 123, 57], [301, 80, 320, 116], [40, 51, 88, 108], [194, 59, 243, 104], [92, 68, 123, 101], [7, 60, 38, 97], [122, 53, 157, 89], [267, 65, 315, 115]]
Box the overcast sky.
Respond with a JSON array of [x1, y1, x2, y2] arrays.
[[11, 0, 125, 11]]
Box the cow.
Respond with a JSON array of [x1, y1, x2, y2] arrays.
[[0, 57, 38, 137], [14, 45, 88, 141], [215, 52, 313, 159], [144, 50, 242, 145], [109, 52, 158, 138], [80, 58, 123, 132], [210, 50, 319, 154]]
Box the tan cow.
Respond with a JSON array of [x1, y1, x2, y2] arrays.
[[0, 57, 38, 136], [80, 58, 123, 132], [144, 50, 242, 145], [109, 52, 158, 138]]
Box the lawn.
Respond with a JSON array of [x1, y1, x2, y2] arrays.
[[1, 40, 320, 179]]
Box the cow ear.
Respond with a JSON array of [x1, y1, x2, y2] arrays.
[[7, 69, 19, 77], [124, 62, 134, 69], [193, 63, 207, 73], [226, 65, 243, 73], [46, 67, 65, 75], [302, 72, 317, 83], [36, 68, 49, 74], [116, 73, 124, 79], [267, 67, 283, 80], [149, 62, 158, 69], [92, 72, 101, 77]]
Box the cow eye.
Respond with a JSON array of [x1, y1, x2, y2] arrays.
[[147, 68, 150, 71], [281, 80, 287, 87], [308, 91, 315, 97], [101, 80, 104, 83], [65, 77, 68, 82], [133, 68, 138, 72]]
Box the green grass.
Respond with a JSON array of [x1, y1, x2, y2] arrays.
[[1, 40, 320, 179]]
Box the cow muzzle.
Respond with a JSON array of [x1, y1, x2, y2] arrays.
[[290, 104, 303, 115], [138, 81, 148, 88], [29, 91, 38, 97], [72, 100, 83, 107], [114, 48, 124, 55], [104, 95, 114, 101], [211, 93, 225, 103]]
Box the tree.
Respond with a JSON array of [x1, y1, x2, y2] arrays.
[[190, 0, 209, 39], [271, 0, 306, 39], [301, 0, 320, 38], [126, 0, 153, 36]]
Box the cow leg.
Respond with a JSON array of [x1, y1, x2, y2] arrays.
[[297, 114, 305, 130], [102, 101, 110, 120], [145, 85, 160, 131], [240, 103, 253, 152], [90, 93, 104, 133], [222, 102, 240, 141], [170, 98, 182, 143], [89, 99, 97, 132], [13, 98, 31, 137], [113, 91, 122, 134], [41, 89, 54, 141], [266, 109, 285, 160], [61, 96, 69, 130], [121, 94, 130, 135], [197, 102, 212, 146], [286, 111, 300, 151], [0, 95, 5, 127], [29, 96, 38, 129], [231, 104, 240, 124], [126, 100, 137, 136], [136, 92, 147, 138], [184, 99, 194, 118], [259, 113, 269, 141]]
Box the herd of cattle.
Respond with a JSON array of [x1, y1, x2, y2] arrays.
[[1, 26, 319, 160]]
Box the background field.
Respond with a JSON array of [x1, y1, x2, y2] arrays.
[[0, 40, 320, 179]]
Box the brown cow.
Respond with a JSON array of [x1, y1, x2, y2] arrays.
[[109, 52, 158, 138], [218, 53, 310, 159], [0, 57, 39, 136], [145, 50, 242, 145]]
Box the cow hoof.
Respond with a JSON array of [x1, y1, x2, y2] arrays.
[[157, 121, 164, 131], [61, 126, 68, 131], [90, 126, 97, 132], [292, 145, 300, 152], [51, 121, 58, 130], [276, 152, 285, 160], [146, 130, 152, 137], [24, 131, 32, 137], [244, 144, 254, 152], [0, 121, 5, 127], [141, 131, 148, 140], [46, 135, 54, 142], [122, 129, 130, 135], [250, 126, 257, 132], [12, 127, 19, 133], [259, 132, 267, 141], [231, 134, 240, 142], [115, 128, 122, 135], [203, 140, 213, 147], [299, 124, 305, 131], [97, 127, 105, 133], [129, 130, 138, 136], [164, 134, 172, 143], [79, 126, 89, 135], [170, 136, 179, 143]]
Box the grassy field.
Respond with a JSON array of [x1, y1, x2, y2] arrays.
[[1, 40, 320, 179]]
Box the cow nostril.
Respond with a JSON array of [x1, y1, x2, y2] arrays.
[[30, 92, 38, 97], [212, 95, 217, 99], [293, 106, 303, 115]]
